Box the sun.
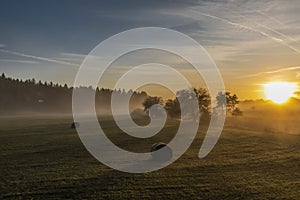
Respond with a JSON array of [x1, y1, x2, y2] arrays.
[[264, 82, 297, 104]]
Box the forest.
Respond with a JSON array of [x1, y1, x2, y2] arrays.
[[0, 73, 148, 114]]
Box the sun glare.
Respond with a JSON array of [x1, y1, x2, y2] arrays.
[[264, 82, 297, 104]]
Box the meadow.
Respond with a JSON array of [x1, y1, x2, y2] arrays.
[[0, 114, 299, 199]]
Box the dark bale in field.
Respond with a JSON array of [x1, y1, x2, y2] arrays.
[[151, 142, 173, 161], [71, 122, 80, 128]]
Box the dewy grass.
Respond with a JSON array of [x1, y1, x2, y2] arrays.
[[0, 115, 299, 199]]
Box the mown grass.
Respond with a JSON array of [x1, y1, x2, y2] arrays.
[[0, 115, 299, 199]]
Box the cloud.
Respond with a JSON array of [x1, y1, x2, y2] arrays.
[[0, 59, 38, 64], [296, 72, 300, 79], [0, 44, 5, 48], [0, 49, 79, 67]]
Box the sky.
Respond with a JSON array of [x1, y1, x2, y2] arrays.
[[1, 0, 300, 100]]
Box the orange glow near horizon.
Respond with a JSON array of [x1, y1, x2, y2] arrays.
[[263, 82, 297, 104]]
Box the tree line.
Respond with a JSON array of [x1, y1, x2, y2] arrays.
[[142, 88, 242, 119], [0, 73, 147, 114], [0, 73, 241, 117]]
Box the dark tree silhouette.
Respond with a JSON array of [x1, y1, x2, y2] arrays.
[[216, 91, 240, 115], [226, 92, 239, 112], [164, 98, 180, 118], [164, 88, 209, 119], [143, 96, 163, 112], [194, 88, 211, 114]]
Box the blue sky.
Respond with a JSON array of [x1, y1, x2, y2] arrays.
[[1, 0, 300, 99]]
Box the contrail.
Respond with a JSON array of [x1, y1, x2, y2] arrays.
[[234, 12, 300, 53], [193, 10, 261, 33], [237, 65, 300, 78], [258, 23, 300, 46], [0, 49, 80, 67], [191, 10, 300, 54], [256, 11, 285, 26]]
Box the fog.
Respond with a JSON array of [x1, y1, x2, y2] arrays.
[[229, 99, 300, 135]]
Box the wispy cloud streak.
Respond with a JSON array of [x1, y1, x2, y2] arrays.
[[0, 58, 38, 64], [237, 65, 300, 78], [0, 49, 80, 67]]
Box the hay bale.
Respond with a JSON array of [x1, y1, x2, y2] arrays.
[[151, 142, 172, 161], [71, 122, 80, 128]]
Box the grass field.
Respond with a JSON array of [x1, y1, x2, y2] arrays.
[[0, 115, 299, 199]]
